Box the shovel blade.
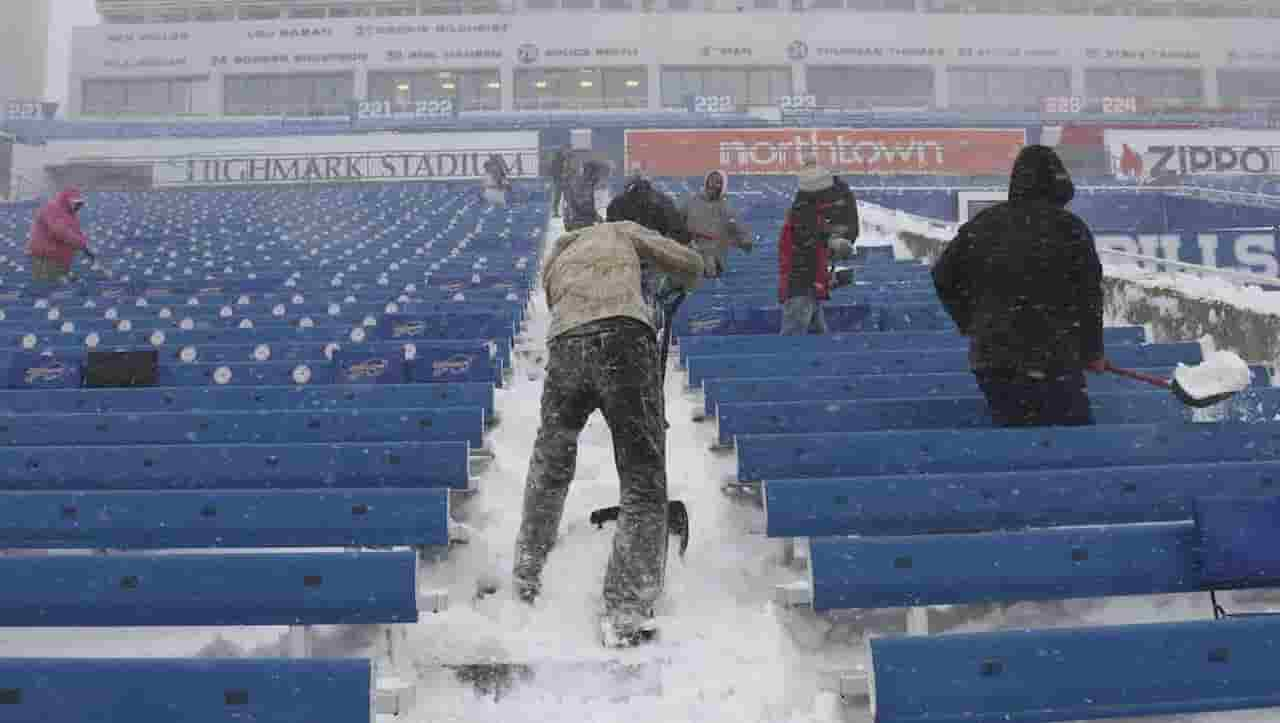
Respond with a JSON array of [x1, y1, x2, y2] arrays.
[[1172, 380, 1237, 409]]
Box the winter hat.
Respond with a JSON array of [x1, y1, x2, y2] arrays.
[[607, 178, 689, 244], [797, 158, 834, 193]]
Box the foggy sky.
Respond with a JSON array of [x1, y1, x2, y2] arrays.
[[46, 0, 100, 103]]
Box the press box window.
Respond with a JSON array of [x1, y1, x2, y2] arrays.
[[82, 78, 203, 116], [223, 73, 355, 116], [515, 68, 647, 110], [660, 67, 792, 109], [368, 70, 501, 112], [948, 66, 1071, 111], [807, 66, 934, 110]]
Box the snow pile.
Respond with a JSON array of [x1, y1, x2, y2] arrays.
[[1104, 265, 1280, 319], [857, 202, 958, 244], [852, 202, 952, 262], [1173, 350, 1252, 401]]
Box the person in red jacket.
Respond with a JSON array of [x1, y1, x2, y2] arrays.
[[28, 188, 94, 284], [778, 162, 857, 335]]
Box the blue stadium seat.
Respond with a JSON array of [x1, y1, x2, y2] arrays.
[[0, 658, 373, 723], [679, 326, 1147, 366], [0, 488, 449, 549], [867, 616, 1280, 723], [764, 460, 1280, 538], [0, 441, 470, 490], [808, 520, 1199, 610], [737, 422, 1280, 482], [700, 367, 1271, 418], [0, 550, 417, 626], [686, 343, 1202, 387], [714, 388, 1227, 445], [0, 407, 485, 447], [0, 382, 496, 417]]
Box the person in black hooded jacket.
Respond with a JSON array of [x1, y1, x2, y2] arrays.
[[563, 159, 612, 232], [932, 144, 1106, 427]]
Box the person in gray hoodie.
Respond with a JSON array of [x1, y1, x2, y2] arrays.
[[681, 170, 751, 279]]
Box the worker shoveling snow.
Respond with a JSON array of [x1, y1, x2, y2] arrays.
[[1171, 350, 1253, 406]]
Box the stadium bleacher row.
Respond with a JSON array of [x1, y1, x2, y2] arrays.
[[4, 168, 1280, 720], [0, 180, 543, 717]]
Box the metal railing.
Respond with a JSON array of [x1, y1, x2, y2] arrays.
[[6, 173, 44, 203], [1162, 185, 1280, 211]]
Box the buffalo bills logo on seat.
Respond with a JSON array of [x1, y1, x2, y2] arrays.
[[393, 321, 427, 338], [432, 355, 474, 378], [25, 362, 68, 385], [347, 359, 389, 380]]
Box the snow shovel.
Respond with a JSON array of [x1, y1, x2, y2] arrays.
[[656, 290, 687, 386], [1102, 356, 1247, 409], [588, 290, 689, 553], [590, 500, 689, 558]]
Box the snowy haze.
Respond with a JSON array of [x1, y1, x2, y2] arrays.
[[45, 0, 99, 104], [0, 194, 1270, 721]]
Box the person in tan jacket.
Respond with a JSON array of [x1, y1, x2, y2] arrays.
[[513, 181, 703, 648]]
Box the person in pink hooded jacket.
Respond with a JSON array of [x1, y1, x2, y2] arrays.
[[28, 188, 94, 283]]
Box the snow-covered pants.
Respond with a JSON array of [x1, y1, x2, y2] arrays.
[[780, 294, 828, 335], [513, 317, 668, 615]]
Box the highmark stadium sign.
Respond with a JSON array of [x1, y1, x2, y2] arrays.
[[166, 148, 535, 187]]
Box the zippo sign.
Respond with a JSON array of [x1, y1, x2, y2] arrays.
[[1106, 130, 1280, 180]]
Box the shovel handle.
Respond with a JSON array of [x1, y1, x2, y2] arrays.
[[1103, 361, 1172, 390]]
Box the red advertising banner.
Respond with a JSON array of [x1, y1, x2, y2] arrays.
[[624, 128, 1027, 176]]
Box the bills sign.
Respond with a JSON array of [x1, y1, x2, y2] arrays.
[[1097, 229, 1280, 277], [624, 129, 1026, 176], [1106, 130, 1280, 180]]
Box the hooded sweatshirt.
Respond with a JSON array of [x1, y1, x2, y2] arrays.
[[681, 171, 750, 277], [932, 144, 1103, 374], [28, 188, 88, 269]]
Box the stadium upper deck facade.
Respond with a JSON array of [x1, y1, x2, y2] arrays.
[[1, 0, 50, 105], [74, 0, 1280, 118]]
